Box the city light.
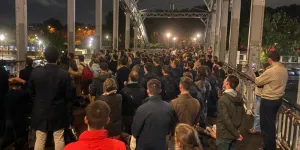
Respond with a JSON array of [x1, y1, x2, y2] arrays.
[[193, 37, 196, 41], [173, 37, 177, 41], [197, 33, 201, 38], [166, 33, 171, 38], [106, 35, 109, 39], [48, 25, 51, 29], [38, 40, 43, 46], [90, 37, 94, 41], [0, 34, 5, 41]]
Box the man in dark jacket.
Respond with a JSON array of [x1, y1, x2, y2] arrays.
[[120, 71, 146, 134], [160, 65, 179, 102], [116, 58, 130, 91], [0, 60, 8, 137], [216, 75, 244, 150], [131, 79, 175, 150], [19, 57, 34, 82], [152, 58, 163, 77], [109, 54, 118, 75], [140, 62, 158, 89], [28, 46, 74, 150], [138, 57, 148, 79]]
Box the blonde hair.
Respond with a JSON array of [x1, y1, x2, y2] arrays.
[[175, 124, 203, 150], [103, 78, 117, 92]]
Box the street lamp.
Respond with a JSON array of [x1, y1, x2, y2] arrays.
[[193, 37, 196, 41], [38, 40, 43, 51], [197, 33, 201, 38], [166, 33, 171, 48], [173, 37, 177, 49]]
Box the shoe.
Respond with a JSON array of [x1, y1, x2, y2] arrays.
[[248, 128, 261, 134]]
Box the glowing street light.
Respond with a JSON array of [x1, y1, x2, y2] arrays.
[[106, 35, 109, 39], [173, 37, 177, 41], [193, 37, 196, 41], [166, 33, 171, 38], [197, 33, 201, 38], [173, 37, 177, 49], [0, 34, 5, 41]]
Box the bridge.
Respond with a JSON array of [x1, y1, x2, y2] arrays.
[[8, 0, 300, 149]]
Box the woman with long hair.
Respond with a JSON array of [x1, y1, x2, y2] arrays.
[[175, 123, 203, 150], [69, 60, 82, 97]]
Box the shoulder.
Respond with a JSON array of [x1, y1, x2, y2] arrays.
[[64, 142, 82, 150], [105, 138, 126, 148]]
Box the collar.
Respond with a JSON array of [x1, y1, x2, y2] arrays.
[[128, 81, 138, 84], [178, 93, 192, 98], [79, 129, 108, 141], [223, 89, 237, 97], [144, 95, 162, 103], [269, 62, 281, 69]]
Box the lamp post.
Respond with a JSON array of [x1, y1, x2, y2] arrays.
[[196, 33, 201, 48], [38, 40, 43, 51], [106, 35, 109, 46], [173, 37, 177, 49], [0, 34, 6, 60], [166, 33, 171, 48]]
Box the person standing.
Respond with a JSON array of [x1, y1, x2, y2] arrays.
[[116, 58, 130, 91], [248, 63, 270, 134], [0, 60, 9, 137], [171, 77, 200, 126], [64, 101, 126, 150], [29, 46, 74, 150], [131, 79, 175, 150], [216, 75, 244, 150], [19, 57, 34, 82], [255, 51, 288, 150]]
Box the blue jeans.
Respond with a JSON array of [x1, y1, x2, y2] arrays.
[[216, 139, 237, 150], [253, 96, 261, 132]]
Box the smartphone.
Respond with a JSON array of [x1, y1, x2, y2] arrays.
[[252, 63, 256, 68]]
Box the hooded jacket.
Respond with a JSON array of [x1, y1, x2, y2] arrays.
[[216, 89, 244, 140]]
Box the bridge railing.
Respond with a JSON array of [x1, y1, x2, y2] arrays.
[[223, 63, 300, 150]]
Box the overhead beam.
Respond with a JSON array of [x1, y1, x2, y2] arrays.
[[125, 12, 131, 49], [219, 0, 229, 62], [113, 0, 119, 50], [214, 0, 222, 57]]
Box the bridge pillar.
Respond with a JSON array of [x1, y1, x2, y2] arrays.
[[96, 0, 103, 51], [15, 0, 27, 61], [210, 4, 217, 51], [134, 27, 138, 50], [125, 12, 130, 49], [214, 0, 222, 57], [298, 78, 300, 105], [219, 0, 229, 62], [228, 0, 241, 68], [247, 0, 265, 69], [67, 0, 75, 53], [113, 0, 119, 50]]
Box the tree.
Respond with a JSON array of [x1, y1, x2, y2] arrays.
[[263, 12, 300, 56]]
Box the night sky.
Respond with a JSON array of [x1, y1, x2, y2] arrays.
[[0, 0, 299, 25]]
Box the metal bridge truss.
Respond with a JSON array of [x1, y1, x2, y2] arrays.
[[120, 0, 150, 47], [140, 12, 210, 27]]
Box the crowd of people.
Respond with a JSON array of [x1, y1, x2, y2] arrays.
[[0, 45, 288, 150]]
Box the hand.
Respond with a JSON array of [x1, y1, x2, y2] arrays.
[[14, 77, 26, 84], [252, 67, 257, 73], [210, 131, 216, 139], [237, 135, 243, 141]]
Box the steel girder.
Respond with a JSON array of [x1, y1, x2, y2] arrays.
[[141, 12, 210, 27], [120, 0, 149, 48]]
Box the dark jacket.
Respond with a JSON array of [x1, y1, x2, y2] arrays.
[[90, 71, 113, 97], [138, 64, 145, 79], [19, 66, 34, 82], [216, 92, 244, 140], [170, 67, 182, 84], [140, 72, 158, 89], [170, 94, 200, 126], [160, 75, 179, 102], [116, 66, 130, 91], [97, 93, 122, 137], [206, 60, 213, 70], [130, 58, 141, 69], [132, 95, 175, 150], [29, 64, 74, 132], [4, 88, 31, 135], [153, 65, 163, 77], [109, 60, 118, 75], [120, 82, 147, 116], [0, 67, 9, 121]]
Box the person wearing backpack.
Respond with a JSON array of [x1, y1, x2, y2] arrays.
[[79, 56, 94, 96], [216, 75, 244, 150]]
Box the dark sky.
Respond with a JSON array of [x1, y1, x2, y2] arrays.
[[0, 0, 299, 25]]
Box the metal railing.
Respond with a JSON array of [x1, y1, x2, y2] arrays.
[[223, 63, 300, 150]]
